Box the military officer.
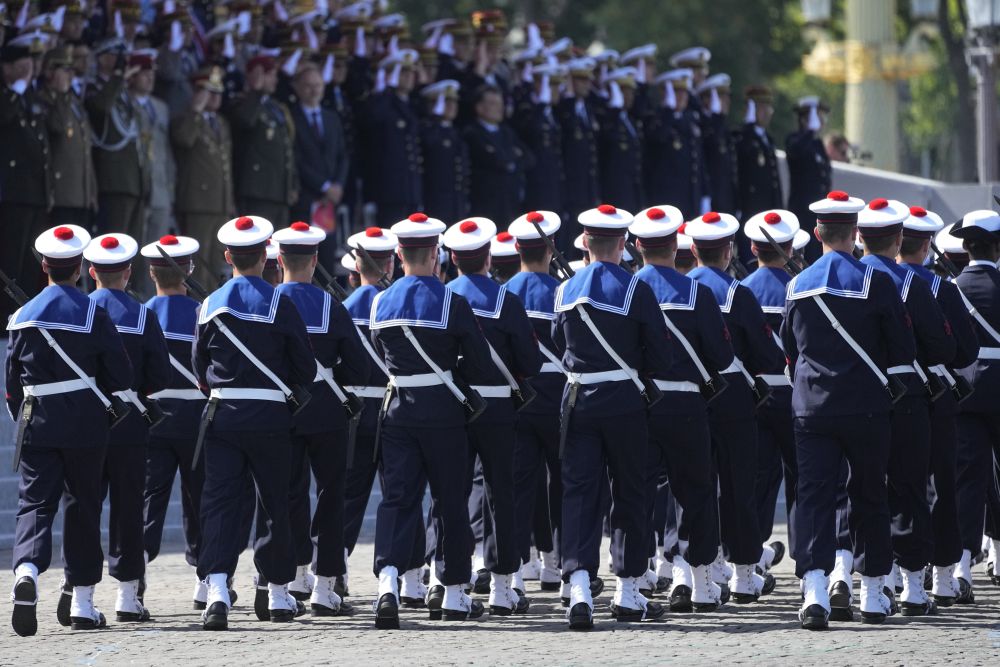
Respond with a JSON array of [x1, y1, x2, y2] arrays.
[[194, 215, 316, 630], [553, 204, 673, 629], [782, 191, 915, 629], [153, 8, 198, 117], [696, 74, 738, 216], [172, 66, 235, 289], [228, 54, 298, 229], [320, 43, 360, 223], [557, 59, 600, 244], [668, 47, 712, 98], [630, 205, 735, 613], [419, 79, 470, 223], [369, 212, 494, 628], [598, 67, 643, 214], [735, 86, 782, 265], [511, 63, 565, 214], [786, 97, 832, 264], [6, 225, 132, 636]]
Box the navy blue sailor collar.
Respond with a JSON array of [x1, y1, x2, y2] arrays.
[[554, 261, 639, 315], [344, 284, 382, 327], [635, 264, 698, 311], [7, 285, 97, 333], [145, 293, 198, 341], [861, 253, 915, 301], [505, 271, 559, 320], [446, 273, 506, 319], [276, 282, 332, 334], [787, 251, 874, 301], [741, 266, 791, 314], [370, 275, 452, 330], [89, 288, 147, 335], [198, 275, 281, 325], [688, 265, 739, 313]]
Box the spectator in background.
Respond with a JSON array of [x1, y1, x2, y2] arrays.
[[786, 97, 832, 264], [735, 85, 782, 265], [826, 134, 851, 163], [420, 79, 470, 224], [153, 10, 198, 118], [130, 48, 176, 242], [558, 57, 600, 242]]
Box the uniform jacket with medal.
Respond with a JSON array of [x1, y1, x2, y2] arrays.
[[420, 119, 470, 223], [735, 122, 782, 217], [227, 91, 298, 206], [0, 82, 52, 207], [701, 111, 737, 215], [135, 94, 176, 211], [360, 90, 422, 218], [86, 74, 150, 198], [512, 99, 565, 214], [37, 87, 95, 210], [171, 109, 234, 216], [597, 106, 643, 215], [557, 96, 600, 215], [644, 106, 707, 219], [785, 128, 831, 231]]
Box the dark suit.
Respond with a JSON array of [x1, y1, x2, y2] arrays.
[[597, 108, 643, 214], [644, 107, 706, 219], [735, 123, 782, 263], [557, 97, 600, 229], [512, 100, 565, 214], [463, 120, 533, 229], [360, 91, 422, 226], [702, 112, 737, 215], [420, 119, 470, 223], [786, 129, 831, 263]]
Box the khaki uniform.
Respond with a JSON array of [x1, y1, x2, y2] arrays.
[[38, 88, 97, 214]]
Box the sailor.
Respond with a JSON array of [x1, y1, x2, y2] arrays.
[[139, 235, 210, 609], [686, 212, 783, 603], [83, 233, 171, 624], [6, 225, 133, 636], [369, 212, 494, 628], [194, 215, 316, 631], [740, 210, 800, 577], [782, 190, 915, 629], [443, 216, 541, 616], [270, 221, 369, 616], [934, 224, 970, 275], [262, 239, 282, 286], [553, 204, 673, 629], [505, 211, 566, 595], [630, 205, 735, 613], [674, 225, 697, 274], [857, 198, 955, 617], [949, 210, 1000, 601], [896, 206, 979, 606], [489, 231, 521, 283]]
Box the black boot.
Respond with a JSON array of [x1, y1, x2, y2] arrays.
[[374, 593, 400, 630], [56, 580, 72, 627], [426, 585, 444, 620], [568, 602, 593, 630], [798, 604, 829, 630], [202, 601, 228, 631], [11, 577, 37, 637]]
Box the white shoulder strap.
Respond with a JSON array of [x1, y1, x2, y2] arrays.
[[574, 304, 645, 393], [660, 311, 711, 383], [400, 324, 470, 404], [38, 328, 112, 409], [212, 319, 292, 398], [169, 353, 200, 389], [538, 342, 565, 372], [487, 342, 520, 391], [812, 295, 889, 387], [354, 323, 390, 377], [957, 287, 1000, 345], [314, 361, 349, 402]]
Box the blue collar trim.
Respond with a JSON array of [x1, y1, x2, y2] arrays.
[[370, 275, 452, 330], [635, 264, 698, 311], [198, 276, 281, 325], [446, 274, 506, 320], [554, 262, 639, 315], [787, 251, 873, 301], [7, 285, 96, 333], [276, 282, 331, 334]]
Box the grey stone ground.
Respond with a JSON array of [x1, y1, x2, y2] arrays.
[[0, 524, 998, 666]]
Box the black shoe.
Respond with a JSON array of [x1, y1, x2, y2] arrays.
[[561, 595, 569, 607], [883, 586, 899, 616], [828, 581, 854, 622], [900, 598, 937, 617], [861, 609, 886, 624], [768, 541, 786, 569], [590, 577, 604, 598], [568, 602, 593, 630], [923, 569, 933, 591], [933, 592, 956, 607], [799, 604, 829, 630], [137, 576, 146, 604], [717, 582, 731, 605], [692, 597, 721, 613], [269, 607, 295, 622], [539, 580, 560, 592], [514, 590, 530, 614], [311, 600, 354, 617], [400, 594, 426, 609], [760, 572, 776, 596], [443, 599, 485, 621], [254, 584, 269, 621], [426, 585, 444, 620], [956, 577, 975, 604], [374, 594, 400, 629], [193, 599, 207, 611], [70, 611, 107, 630], [644, 601, 665, 620], [11, 577, 37, 637], [334, 576, 349, 599], [202, 602, 228, 631], [228, 578, 238, 607], [655, 576, 671, 594], [669, 585, 692, 613], [732, 592, 759, 604], [116, 606, 151, 622], [56, 581, 72, 627], [472, 569, 490, 595]]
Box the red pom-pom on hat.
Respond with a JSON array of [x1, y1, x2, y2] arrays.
[[764, 212, 781, 224], [828, 190, 849, 201], [100, 236, 119, 249], [408, 212, 428, 223], [909, 206, 927, 217], [647, 207, 665, 220], [496, 231, 513, 242], [53, 226, 74, 240], [291, 221, 310, 231], [159, 234, 179, 245], [459, 220, 478, 233], [365, 227, 383, 237], [869, 198, 888, 210], [702, 212, 721, 223], [526, 211, 544, 224], [235, 216, 254, 230], [597, 204, 617, 215]]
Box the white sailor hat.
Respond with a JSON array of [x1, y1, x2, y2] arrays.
[[695, 73, 731, 95], [857, 198, 909, 238], [621, 44, 657, 65], [669, 46, 711, 69], [629, 205, 685, 245], [348, 226, 399, 258], [341, 252, 359, 273], [444, 217, 497, 255], [655, 68, 693, 88], [936, 223, 968, 255], [218, 215, 273, 252], [902, 205, 945, 239], [378, 48, 418, 70], [745, 209, 800, 245], [420, 78, 460, 100], [84, 233, 139, 272], [578, 204, 634, 236], [676, 224, 695, 259], [272, 221, 326, 254], [390, 212, 446, 248], [951, 209, 1000, 242], [685, 211, 740, 248], [140, 234, 200, 266], [509, 210, 561, 247], [809, 190, 866, 223], [265, 239, 279, 263], [573, 232, 633, 260], [792, 229, 810, 252], [34, 225, 91, 266], [490, 231, 520, 263]]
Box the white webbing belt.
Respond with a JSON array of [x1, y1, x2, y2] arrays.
[[720, 357, 757, 390], [113, 388, 147, 412], [23, 377, 94, 397], [314, 363, 350, 403], [538, 343, 565, 373], [759, 374, 791, 387], [148, 388, 205, 401], [209, 388, 285, 402], [566, 369, 635, 385], [888, 365, 915, 375], [574, 306, 645, 393], [212, 319, 293, 400], [345, 386, 386, 399], [400, 326, 468, 404], [813, 295, 890, 388], [979, 347, 1000, 360], [540, 362, 562, 373], [37, 329, 113, 409], [390, 370, 451, 388], [653, 379, 699, 393], [472, 385, 513, 398]]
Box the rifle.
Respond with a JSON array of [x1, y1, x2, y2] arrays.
[[930, 240, 962, 280], [727, 242, 750, 279], [314, 261, 349, 302], [624, 238, 644, 269], [759, 227, 803, 276], [526, 220, 575, 280], [921, 244, 975, 404]]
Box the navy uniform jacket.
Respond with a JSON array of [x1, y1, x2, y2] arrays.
[[740, 266, 794, 409], [552, 261, 673, 417], [145, 294, 204, 441], [635, 264, 735, 416], [420, 119, 470, 223], [735, 123, 783, 217], [688, 266, 783, 422], [644, 108, 707, 219], [370, 275, 493, 429], [701, 112, 737, 214], [598, 108, 643, 214], [781, 251, 916, 417], [193, 276, 315, 433], [557, 97, 600, 216], [343, 284, 390, 435], [463, 121, 534, 228], [785, 129, 831, 235], [447, 273, 541, 424], [361, 91, 422, 221], [504, 271, 565, 416], [276, 282, 369, 436], [955, 261, 1000, 414], [511, 101, 565, 213], [89, 289, 171, 446], [860, 254, 955, 396], [903, 261, 979, 418], [6, 286, 133, 448]]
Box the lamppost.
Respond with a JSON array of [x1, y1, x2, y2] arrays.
[[965, 0, 1000, 183]]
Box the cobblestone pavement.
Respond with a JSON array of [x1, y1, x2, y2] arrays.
[[1, 528, 998, 666]]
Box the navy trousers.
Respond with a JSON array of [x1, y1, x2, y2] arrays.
[[465, 420, 520, 575], [512, 413, 562, 562], [286, 429, 348, 577], [14, 445, 106, 587], [928, 411, 963, 567], [102, 445, 147, 582], [143, 437, 204, 567], [955, 413, 1000, 554], [561, 412, 648, 580], [197, 430, 295, 585], [710, 417, 763, 565], [343, 431, 381, 556], [793, 414, 892, 578], [755, 403, 797, 548], [886, 396, 934, 571]]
